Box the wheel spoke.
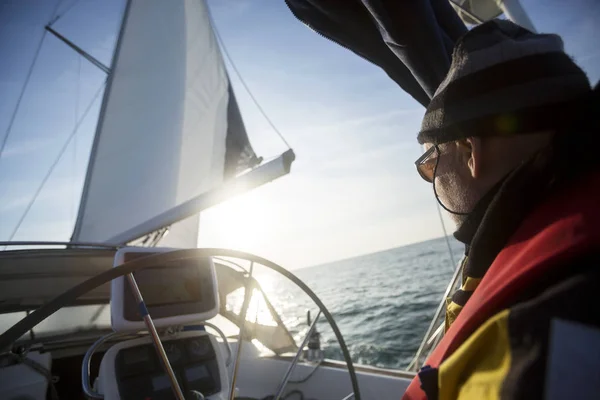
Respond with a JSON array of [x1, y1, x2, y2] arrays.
[[229, 261, 254, 400], [273, 310, 322, 400]]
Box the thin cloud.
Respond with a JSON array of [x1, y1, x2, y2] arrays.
[[0, 138, 54, 158], [290, 108, 424, 137]]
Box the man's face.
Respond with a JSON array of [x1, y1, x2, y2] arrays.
[[419, 133, 554, 226], [422, 141, 481, 225]]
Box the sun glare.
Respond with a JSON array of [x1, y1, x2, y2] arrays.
[[198, 187, 281, 256]]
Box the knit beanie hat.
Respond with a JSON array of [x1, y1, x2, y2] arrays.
[[418, 19, 591, 145]]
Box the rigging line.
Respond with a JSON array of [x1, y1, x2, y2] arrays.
[[1, 45, 44, 158], [71, 54, 82, 225], [207, 11, 292, 150], [49, 0, 82, 27], [0, 0, 63, 159], [436, 201, 457, 270], [2, 81, 106, 248], [0, 0, 67, 159], [46, 26, 110, 74]]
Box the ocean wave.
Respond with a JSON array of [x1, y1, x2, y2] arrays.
[[263, 237, 463, 369]]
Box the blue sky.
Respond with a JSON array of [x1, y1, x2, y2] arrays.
[[1, 0, 599, 269]]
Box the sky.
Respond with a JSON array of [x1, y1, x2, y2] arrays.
[[1, 0, 599, 270]]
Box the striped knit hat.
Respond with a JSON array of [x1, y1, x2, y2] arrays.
[[418, 19, 591, 144]]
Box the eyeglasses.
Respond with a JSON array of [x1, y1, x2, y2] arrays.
[[414, 145, 439, 183]]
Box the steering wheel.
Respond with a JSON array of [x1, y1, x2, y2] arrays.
[[0, 248, 361, 400]]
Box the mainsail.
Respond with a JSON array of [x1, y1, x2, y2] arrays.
[[71, 0, 290, 247]]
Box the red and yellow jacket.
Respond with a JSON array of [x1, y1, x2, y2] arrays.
[[403, 171, 600, 400]]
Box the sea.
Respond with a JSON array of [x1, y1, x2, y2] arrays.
[[255, 236, 464, 370]]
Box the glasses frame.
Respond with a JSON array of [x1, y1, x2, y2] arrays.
[[414, 145, 440, 183]]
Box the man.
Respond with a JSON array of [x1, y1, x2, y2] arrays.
[[404, 20, 600, 399]]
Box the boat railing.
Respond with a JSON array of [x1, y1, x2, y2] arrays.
[[407, 256, 464, 371]]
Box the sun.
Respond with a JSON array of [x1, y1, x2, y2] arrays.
[[197, 186, 279, 255]]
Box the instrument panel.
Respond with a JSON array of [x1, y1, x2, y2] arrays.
[[98, 248, 228, 399], [98, 332, 228, 400]]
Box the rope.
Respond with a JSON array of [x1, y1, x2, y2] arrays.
[[436, 202, 457, 270], [207, 9, 292, 150], [3, 81, 106, 247]]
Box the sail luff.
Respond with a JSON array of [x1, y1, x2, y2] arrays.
[[71, 0, 132, 242]]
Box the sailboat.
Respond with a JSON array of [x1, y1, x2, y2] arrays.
[[0, 0, 596, 399]]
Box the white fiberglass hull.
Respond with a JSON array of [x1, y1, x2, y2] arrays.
[[226, 339, 413, 399]]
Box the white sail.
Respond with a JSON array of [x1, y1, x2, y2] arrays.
[[450, 0, 503, 25], [451, 0, 536, 32], [72, 0, 257, 246]]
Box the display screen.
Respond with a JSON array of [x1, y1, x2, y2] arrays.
[[151, 375, 172, 391], [185, 365, 210, 382], [121, 254, 217, 322], [116, 339, 220, 398], [124, 345, 151, 365], [135, 267, 202, 307]]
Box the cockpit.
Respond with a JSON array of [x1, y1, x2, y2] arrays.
[[0, 246, 414, 399]]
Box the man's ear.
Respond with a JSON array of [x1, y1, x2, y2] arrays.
[[464, 137, 482, 178]]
